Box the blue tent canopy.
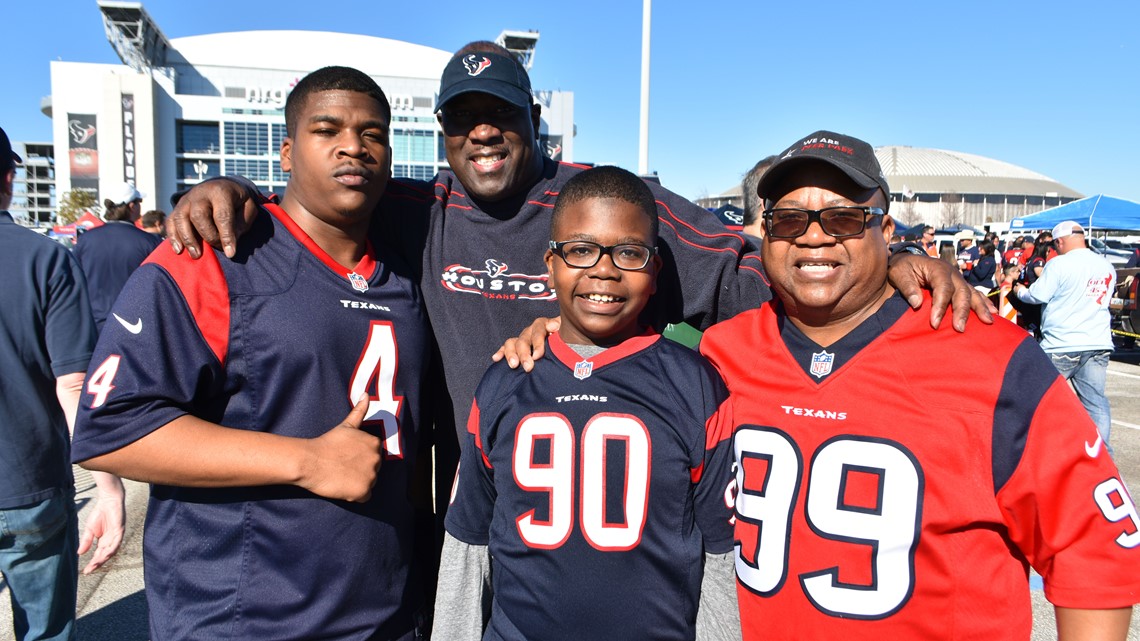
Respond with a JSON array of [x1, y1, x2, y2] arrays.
[[1010, 195, 1140, 232]]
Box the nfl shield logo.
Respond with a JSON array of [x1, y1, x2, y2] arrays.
[[347, 272, 369, 293], [809, 350, 835, 379], [574, 360, 594, 380]]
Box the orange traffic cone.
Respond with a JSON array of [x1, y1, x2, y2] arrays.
[[998, 282, 1018, 323]]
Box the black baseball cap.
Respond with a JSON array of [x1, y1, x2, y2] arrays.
[[0, 125, 23, 173], [436, 52, 533, 111], [757, 130, 890, 212]]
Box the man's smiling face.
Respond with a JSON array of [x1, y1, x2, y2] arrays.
[[437, 92, 543, 203]]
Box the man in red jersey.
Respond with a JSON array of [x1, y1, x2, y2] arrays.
[[700, 130, 1140, 641]]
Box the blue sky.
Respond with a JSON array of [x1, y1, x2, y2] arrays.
[[4, 0, 1139, 202]]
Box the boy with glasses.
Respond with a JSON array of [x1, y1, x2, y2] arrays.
[[437, 166, 738, 641]]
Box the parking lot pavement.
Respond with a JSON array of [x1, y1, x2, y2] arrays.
[[4, 352, 1140, 640]]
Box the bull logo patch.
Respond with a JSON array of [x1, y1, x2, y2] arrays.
[[485, 259, 509, 278], [463, 55, 492, 77]]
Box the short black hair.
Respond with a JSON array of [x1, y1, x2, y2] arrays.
[[284, 66, 390, 138], [454, 40, 517, 61], [552, 166, 659, 240]]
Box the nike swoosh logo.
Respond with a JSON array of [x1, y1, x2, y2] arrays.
[[113, 313, 143, 335], [1085, 434, 1104, 458]]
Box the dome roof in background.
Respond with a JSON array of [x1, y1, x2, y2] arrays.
[[875, 146, 1082, 199], [168, 31, 452, 79]]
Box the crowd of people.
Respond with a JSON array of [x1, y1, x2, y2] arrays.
[[1, 39, 1137, 641]]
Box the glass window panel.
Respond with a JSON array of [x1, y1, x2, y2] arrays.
[[177, 122, 220, 154]]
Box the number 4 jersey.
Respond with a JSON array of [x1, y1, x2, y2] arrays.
[[72, 204, 431, 641], [701, 294, 1140, 640], [446, 331, 735, 641]]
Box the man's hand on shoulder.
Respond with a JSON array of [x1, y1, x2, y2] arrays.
[[887, 253, 995, 331], [493, 317, 561, 372], [168, 178, 261, 260]]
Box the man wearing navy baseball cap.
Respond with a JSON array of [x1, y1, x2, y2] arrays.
[[0, 125, 24, 172], [702, 128, 1138, 641]]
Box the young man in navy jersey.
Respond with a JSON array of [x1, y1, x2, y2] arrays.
[[436, 166, 738, 641], [72, 67, 432, 641]]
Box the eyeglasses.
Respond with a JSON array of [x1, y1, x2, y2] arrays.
[[548, 240, 657, 271], [762, 206, 885, 239]]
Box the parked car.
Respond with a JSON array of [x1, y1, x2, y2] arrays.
[[1089, 237, 1133, 267]]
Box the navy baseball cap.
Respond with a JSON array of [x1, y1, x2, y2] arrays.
[[757, 130, 890, 212], [436, 52, 533, 111], [0, 126, 23, 172]]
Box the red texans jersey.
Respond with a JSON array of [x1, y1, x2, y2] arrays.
[[446, 331, 735, 641], [701, 294, 1140, 640], [73, 204, 431, 641]]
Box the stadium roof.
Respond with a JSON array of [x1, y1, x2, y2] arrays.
[[713, 146, 1082, 200], [166, 31, 453, 79], [875, 146, 1081, 198]]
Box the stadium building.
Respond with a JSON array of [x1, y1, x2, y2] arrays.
[[33, 1, 573, 221], [699, 146, 1081, 229]]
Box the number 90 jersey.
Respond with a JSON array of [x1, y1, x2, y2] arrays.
[[701, 295, 1140, 641], [72, 204, 431, 641], [446, 332, 735, 641]]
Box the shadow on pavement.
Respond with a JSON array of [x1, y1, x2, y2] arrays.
[[77, 590, 149, 640]]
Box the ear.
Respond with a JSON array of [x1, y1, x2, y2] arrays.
[[544, 248, 557, 278], [880, 214, 896, 245], [280, 137, 293, 173], [530, 103, 542, 140], [647, 253, 662, 295]]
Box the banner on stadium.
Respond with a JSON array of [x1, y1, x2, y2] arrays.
[[68, 113, 99, 200]]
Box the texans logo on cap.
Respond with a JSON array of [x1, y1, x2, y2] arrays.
[[463, 55, 492, 77]]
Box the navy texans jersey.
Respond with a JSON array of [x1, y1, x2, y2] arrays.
[[701, 293, 1140, 640], [445, 331, 735, 641], [72, 203, 431, 641]]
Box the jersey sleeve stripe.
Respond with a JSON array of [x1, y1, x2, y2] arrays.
[[467, 400, 491, 469], [657, 200, 746, 247], [992, 337, 1059, 493], [144, 243, 230, 366]]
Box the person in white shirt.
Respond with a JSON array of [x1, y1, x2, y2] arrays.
[[1015, 220, 1116, 451]]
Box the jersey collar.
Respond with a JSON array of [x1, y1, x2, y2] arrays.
[[548, 328, 661, 376], [263, 203, 379, 286]]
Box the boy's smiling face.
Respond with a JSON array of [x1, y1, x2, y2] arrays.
[[545, 196, 660, 348]]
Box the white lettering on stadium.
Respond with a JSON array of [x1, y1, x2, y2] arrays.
[[780, 405, 847, 420], [340, 300, 391, 312], [555, 394, 609, 403]]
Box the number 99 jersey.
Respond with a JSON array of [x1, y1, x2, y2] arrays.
[[445, 332, 735, 641], [701, 295, 1140, 641]]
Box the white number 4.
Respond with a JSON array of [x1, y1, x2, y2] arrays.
[[349, 321, 404, 458]]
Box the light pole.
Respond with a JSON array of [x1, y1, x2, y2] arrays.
[[638, 0, 651, 177]]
